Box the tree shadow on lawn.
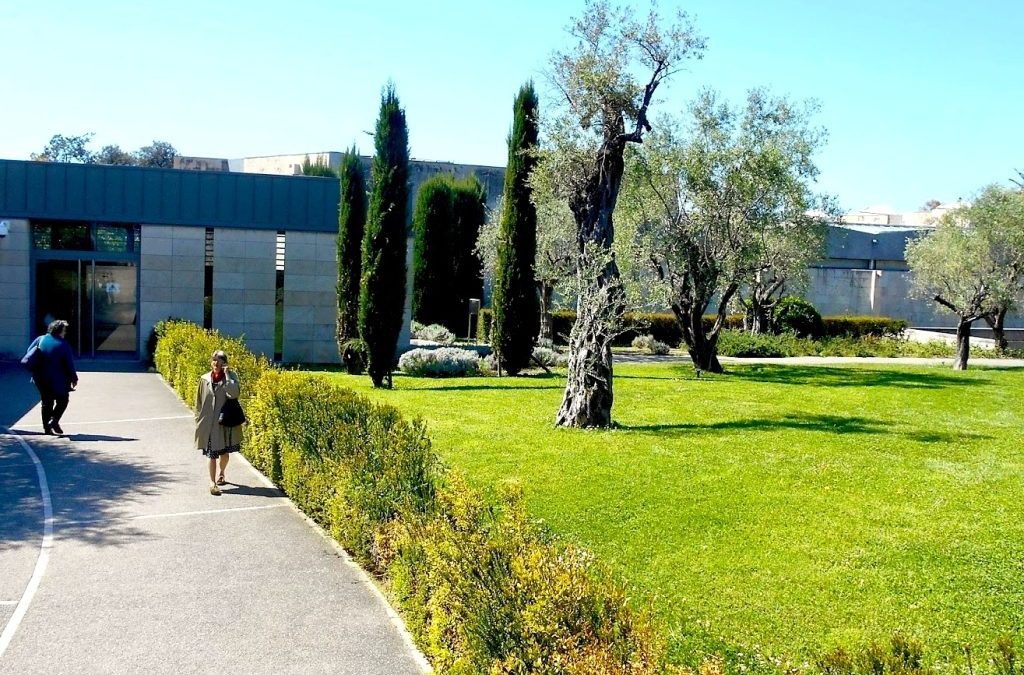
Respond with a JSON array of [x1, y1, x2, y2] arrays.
[[729, 364, 984, 389], [619, 363, 985, 389], [398, 374, 565, 392], [619, 413, 992, 444]]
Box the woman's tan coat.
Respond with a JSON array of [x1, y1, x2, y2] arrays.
[[194, 371, 242, 453]]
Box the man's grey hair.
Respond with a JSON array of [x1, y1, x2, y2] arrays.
[[48, 319, 69, 336], [211, 350, 228, 364]]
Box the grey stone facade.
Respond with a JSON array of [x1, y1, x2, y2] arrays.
[[139, 225, 205, 356], [283, 231, 337, 363], [212, 229, 277, 358], [0, 219, 31, 358]]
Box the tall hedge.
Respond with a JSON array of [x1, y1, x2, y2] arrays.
[[492, 82, 540, 374], [337, 147, 367, 351], [411, 175, 456, 328], [450, 175, 486, 334], [360, 83, 410, 388]]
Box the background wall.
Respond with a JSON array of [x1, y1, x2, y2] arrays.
[[282, 231, 336, 363], [212, 228, 277, 358], [138, 225, 205, 356], [0, 219, 31, 358]]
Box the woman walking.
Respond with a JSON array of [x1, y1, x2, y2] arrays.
[[26, 319, 79, 435], [194, 350, 242, 495]]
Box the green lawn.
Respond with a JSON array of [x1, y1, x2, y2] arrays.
[[327, 362, 1024, 667]]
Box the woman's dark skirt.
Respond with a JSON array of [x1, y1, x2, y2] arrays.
[[203, 436, 241, 459]]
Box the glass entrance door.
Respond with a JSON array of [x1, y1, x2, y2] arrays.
[[35, 260, 138, 357], [88, 262, 137, 353]]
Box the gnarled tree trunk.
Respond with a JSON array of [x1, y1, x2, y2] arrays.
[[747, 303, 770, 335], [983, 307, 1008, 353], [555, 262, 620, 428], [673, 283, 737, 374], [954, 318, 972, 370], [556, 133, 627, 428]]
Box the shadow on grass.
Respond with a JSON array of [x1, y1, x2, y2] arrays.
[[617, 363, 984, 389], [726, 365, 980, 389], [397, 373, 565, 392], [620, 413, 991, 443]]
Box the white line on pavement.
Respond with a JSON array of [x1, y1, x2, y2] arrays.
[[58, 503, 289, 527], [18, 414, 194, 429], [0, 430, 54, 660]]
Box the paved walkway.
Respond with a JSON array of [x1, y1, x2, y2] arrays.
[[0, 361, 428, 675]]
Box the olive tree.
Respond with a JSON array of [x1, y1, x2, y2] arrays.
[[622, 89, 830, 372], [547, 0, 705, 427], [907, 186, 1024, 369]]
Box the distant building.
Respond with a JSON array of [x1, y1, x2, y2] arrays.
[[172, 156, 229, 172], [840, 201, 963, 228], [233, 151, 505, 216]]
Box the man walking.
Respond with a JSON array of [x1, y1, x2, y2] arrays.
[[27, 319, 78, 435]]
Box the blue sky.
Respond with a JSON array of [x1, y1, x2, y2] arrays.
[[2, 1, 1021, 212]]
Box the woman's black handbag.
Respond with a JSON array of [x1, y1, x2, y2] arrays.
[[21, 343, 43, 372], [218, 399, 246, 427]]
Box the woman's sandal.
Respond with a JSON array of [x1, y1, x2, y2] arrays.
[[210, 484, 221, 496], [216, 475, 227, 486]]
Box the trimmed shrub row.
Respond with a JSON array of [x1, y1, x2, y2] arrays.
[[547, 310, 907, 347], [154, 320, 665, 674], [551, 310, 743, 348], [822, 316, 908, 338], [715, 329, 1017, 359]]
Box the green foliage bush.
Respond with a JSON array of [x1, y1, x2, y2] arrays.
[[773, 296, 824, 338], [716, 330, 804, 358], [476, 308, 493, 344], [156, 320, 665, 673], [153, 320, 269, 408], [632, 334, 670, 355], [549, 310, 745, 348], [714, 329, 1017, 360], [390, 478, 665, 674], [410, 321, 456, 345], [821, 316, 908, 339], [398, 347, 481, 377], [532, 345, 569, 368]]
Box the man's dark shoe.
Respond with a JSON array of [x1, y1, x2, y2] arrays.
[[43, 424, 54, 435], [51, 423, 64, 435]]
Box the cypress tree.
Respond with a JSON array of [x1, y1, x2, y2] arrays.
[[359, 84, 410, 388], [492, 82, 539, 374], [411, 175, 455, 328], [450, 176, 486, 333], [336, 147, 367, 354]]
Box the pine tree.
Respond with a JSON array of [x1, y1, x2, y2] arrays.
[[492, 82, 540, 374], [336, 147, 367, 354], [411, 175, 455, 328], [450, 176, 486, 333], [359, 84, 410, 388]]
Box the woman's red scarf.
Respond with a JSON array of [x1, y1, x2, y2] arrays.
[[211, 369, 225, 383]]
